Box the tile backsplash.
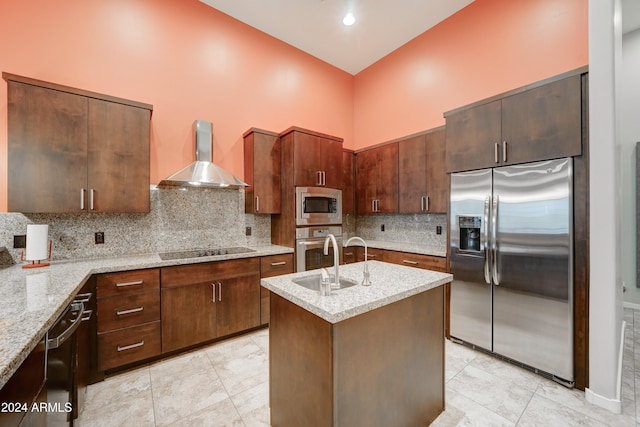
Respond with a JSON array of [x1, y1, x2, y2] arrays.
[[0, 188, 448, 267], [0, 187, 271, 265], [355, 213, 447, 249]]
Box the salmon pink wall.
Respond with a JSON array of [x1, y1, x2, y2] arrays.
[[353, 0, 588, 149], [0, 0, 354, 212]]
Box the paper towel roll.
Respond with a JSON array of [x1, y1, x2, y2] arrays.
[[25, 224, 49, 261]]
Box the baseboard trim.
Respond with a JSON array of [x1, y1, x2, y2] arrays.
[[584, 319, 626, 415], [623, 301, 640, 310], [585, 388, 622, 414]]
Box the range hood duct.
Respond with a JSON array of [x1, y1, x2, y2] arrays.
[[158, 120, 248, 189]]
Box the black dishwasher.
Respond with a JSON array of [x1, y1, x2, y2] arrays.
[[46, 297, 85, 426]]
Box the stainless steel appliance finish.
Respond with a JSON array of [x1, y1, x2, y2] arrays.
[[158, 120, 248, 188], [449, 158, 574, 385], [296, 226, 343, 272], [295, 187, 342, 226], [158, 247, 256, 261]]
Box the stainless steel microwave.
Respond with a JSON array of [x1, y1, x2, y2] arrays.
[[295, 187, 342, 226]]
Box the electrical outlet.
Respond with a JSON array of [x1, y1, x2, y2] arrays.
[[436, 226, 442, 235], [381, 224, 385, 232], [95, 232, 105, 244], [13, 235, 26, 248], [246, 227, 252, 236]]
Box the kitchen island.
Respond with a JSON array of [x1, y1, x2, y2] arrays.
[[261, 261, 452, 427]]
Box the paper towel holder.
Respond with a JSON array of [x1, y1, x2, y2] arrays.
[[21, 240, 52, 268]]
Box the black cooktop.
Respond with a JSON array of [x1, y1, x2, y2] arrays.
[[158, 247, 255, 261]]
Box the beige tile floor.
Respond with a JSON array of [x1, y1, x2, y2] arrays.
[[77, 309, 640, 426]]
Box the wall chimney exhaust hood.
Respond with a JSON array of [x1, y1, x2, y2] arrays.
[[158, 120, 248, 189]]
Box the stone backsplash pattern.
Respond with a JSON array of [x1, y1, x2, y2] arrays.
[[355, 213, 447, 249], [0, 187, 271, 265]]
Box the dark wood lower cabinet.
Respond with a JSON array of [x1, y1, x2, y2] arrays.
[[161, 282, 218, 353], [214, 274, 261, 337], [160, 258, 261, 353]]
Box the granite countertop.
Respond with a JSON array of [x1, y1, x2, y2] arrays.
[[0, 244, 293, 389], [261, 260, 452, 324], [343, 239, 446, 258]]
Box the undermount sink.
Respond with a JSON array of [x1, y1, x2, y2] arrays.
[[292, 275, 358, 291]]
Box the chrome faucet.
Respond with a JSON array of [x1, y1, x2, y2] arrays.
[[345, 236, 372, 286], [323, 234, 340, 289]]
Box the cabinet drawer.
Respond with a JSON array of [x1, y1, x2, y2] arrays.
[[97, 269, 159, 298], [260, 254, 294, 278], [98, 321, 161, 371], [97, 290, 160, 332], [385, 251, 447, 272], [162, 258, 260, 288]]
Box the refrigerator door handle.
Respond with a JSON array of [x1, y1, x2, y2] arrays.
[[483, 195, 491, 284], [491, 194, 500, 285]]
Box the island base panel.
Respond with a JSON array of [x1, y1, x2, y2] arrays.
[[269, 286, 445, 427]]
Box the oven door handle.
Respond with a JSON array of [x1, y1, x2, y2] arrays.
[[297, 241, 325, 247], [47, 301, 85, 350]]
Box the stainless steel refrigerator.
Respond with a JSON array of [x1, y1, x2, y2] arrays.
[[449, 157, 574, 386]]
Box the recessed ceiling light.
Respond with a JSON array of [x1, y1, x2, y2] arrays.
[[342, 12, 355, 26]]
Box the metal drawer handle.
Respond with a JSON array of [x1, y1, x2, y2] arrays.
[[344, 252, 353, 256], [218, 282, 222, 302], [211, 283, 216, 303], [402, 260, 419, 265], [80, 188, 86, 210], [89, 188, 95, 210], [367, 254, 377, 258], [270, 261, 287, 266], [74, 292, 92, 304], [116, 280, 144, 288], [117, 341, 145, 352], [81, 309, 93, 322], [116, 306, 144, 316]]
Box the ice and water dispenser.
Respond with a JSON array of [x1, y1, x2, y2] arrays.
[[458, 216, 481, 252]]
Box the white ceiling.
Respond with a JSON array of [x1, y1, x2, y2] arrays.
[[199, 0, 474, 75]]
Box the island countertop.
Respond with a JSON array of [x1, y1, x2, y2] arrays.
[[260, 260, 452, 324]]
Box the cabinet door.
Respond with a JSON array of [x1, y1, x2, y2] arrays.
[[293, 133, 325, 186], [161, 282, 217, 353], [7, 82, 88, 213], [424, 129, 448, 213], [87, 99, 150, 213], [244, 131, 281, 213], [398, 135, 427, 214], [293, 132, 342, 187], [501, 74, 582, 165], [445, 100, 501, 173], [216, 274, 261, 337], [342, 150, 355, 214], [321, 139, 344, 188], [355, 149, 378, 214], [375, 143, 399, 214]]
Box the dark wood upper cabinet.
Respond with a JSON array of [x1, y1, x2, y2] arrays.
[[342, 149, 355, 215], [243, 128, 281, 214], [4, 73, 152, 213], [87, 98, 150, 213], [356, 143, 398, 214], [280, 127, 343, 189], [445, 72, 583, 173], [398, 128, 448, 214]]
